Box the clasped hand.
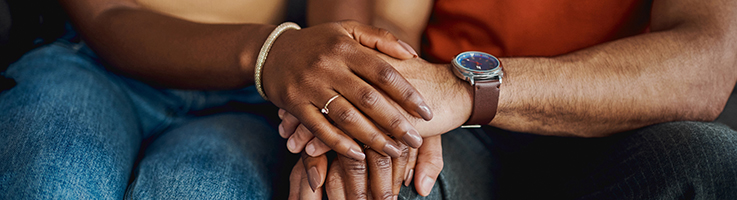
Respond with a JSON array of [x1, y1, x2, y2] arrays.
[[262, 21, 431, 161], [263, 21, 474, 199]]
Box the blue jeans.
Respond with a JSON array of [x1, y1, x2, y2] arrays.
[[0, 40, 284, 199], [399, 122, 737, 199]]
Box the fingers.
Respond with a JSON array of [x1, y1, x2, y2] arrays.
[[333, 75, 424, 149], [280, 110, 335, 157], [326, 157, 347, 200], [288, 158, 302, 200], [366, 148, 396, 200], [390, 143, 410, 197], [287, 125, 312, 153], [339, 20, 434, 125], [322, 95, 405, 157], [279, 108, 300, 139], [291, 104, 366, 161], [289, 158, 322, 200], [305, 137, 332, 157], [404, 147, 418, 186], [301, 152, 329, 192], [346, 46, 432, 124], [339, 153, 369, 200], [414, 135, 444, 196], [339, 20, 418, 60]]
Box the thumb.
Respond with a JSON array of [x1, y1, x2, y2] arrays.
[[339, 20, 418, 59], [414, 135, 443, 196], [289, 158, 323, 200]]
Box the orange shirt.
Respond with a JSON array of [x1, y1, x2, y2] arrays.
[[422, 0, 652, 62]]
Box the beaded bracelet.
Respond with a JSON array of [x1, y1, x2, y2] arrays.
[[254, 22, 301, 101]]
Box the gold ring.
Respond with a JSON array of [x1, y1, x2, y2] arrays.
[[321, 94, 341, 115]]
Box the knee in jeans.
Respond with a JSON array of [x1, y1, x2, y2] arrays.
[[6, 45, 116, 96]]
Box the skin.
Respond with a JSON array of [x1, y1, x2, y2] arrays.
[[286, 57, 469, 199], [288, 1, 448, 199], [58, 0, 434, 161], [291, 0, 737, 198]]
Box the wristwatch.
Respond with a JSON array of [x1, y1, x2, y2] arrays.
[[451, 51, 503, 128]]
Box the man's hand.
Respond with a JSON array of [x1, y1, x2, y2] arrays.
[[288, 136, 444, 199]]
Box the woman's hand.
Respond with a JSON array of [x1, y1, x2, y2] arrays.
[[277, 54, 473, 158], [263, 21, 431, 160]]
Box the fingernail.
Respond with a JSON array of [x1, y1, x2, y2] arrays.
[[383, 143, 402, 158], [416, 103, 433, 121], [278, 109, 285, 119], [402, 129, 423, 148], [305, 143, 316, 156], [404, 169, 414, 186], [420, 175, 435, 196], [287, 138, 297, 152], [308, 166, 320, 192], [278, 124, 286, 138], [393, 195, 398, 200], [397, 40, 418, 58], [347, 148, 366, 161]]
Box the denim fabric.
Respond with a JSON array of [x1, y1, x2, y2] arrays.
[[0, 40, 282, 199], [399, 122, 737, 200]]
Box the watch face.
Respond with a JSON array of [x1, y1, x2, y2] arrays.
[[455, 52, 499, 71]]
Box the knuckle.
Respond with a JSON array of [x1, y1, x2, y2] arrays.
[[375, 27, 393, 38], [353, 192, 369, 200], [374, 157, 392, 171], [326, 138, 343, 151], [388, 117, 404, 131], [380, 192, 394, 200], [400, 88, 418, 103], [310, 54, 335, 71], [335, 107, 360, 125], [357, 87, 381, 109], [344, 161, 367, 174], [294, 126, 311, 140], [399, 144, 410, 157], [428, 158, 444, 171], [326, 174, 343, 188], [279, 92, 298, 106], [304, 120, 330, 138], [368, 132, 384, 147], [327, 37, 355, 55], [377, 65, 400, 85]]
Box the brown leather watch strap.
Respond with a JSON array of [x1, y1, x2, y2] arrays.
[[465, 80, 501, 125]]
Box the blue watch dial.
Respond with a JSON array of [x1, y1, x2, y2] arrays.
[[456, 52, 499, 71]]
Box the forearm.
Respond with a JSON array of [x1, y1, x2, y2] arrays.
[[383, 15, 737, 138], [494, 26, 737, 137], [62, 1, 273, 89], [307, 0, 373, 26]]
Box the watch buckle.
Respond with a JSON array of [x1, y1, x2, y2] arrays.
[[461, 125, 482, 129]]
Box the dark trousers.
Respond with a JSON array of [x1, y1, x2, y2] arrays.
[[400, 121, 737, 199]]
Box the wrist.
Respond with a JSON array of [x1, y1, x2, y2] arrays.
[[451, 51, 503, 127], [457, 73, 474, 126], [413, 63, 473, 133], [237, 25, 276, 83], [254, 22, 302, 101]]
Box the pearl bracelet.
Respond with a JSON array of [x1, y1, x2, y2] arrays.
[[255, 22, 301, 101]]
